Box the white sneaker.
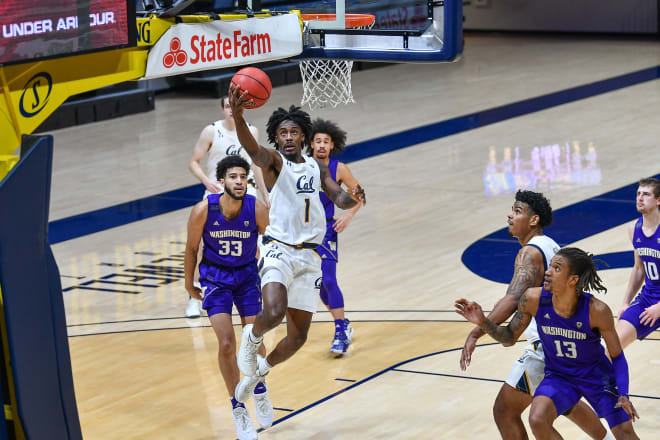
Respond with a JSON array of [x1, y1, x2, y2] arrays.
[[237, 324, 261, 376], [253, 385, 274, 428], [235, 375, 259, 403], [184, 297, 202, 318], [231, 405, 258, 440]]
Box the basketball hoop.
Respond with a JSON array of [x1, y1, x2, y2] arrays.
[[300, 13, 375, 109]]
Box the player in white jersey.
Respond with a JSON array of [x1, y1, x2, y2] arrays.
[[228, 86, 365, 402], [185, 95, 270, 318], [459, 190, 609, 440]]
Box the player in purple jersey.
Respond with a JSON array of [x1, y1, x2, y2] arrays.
[[459, 191, 606, 440], [308, 118, 362, 355], [456, 247, 639, 439], [184, 156, 271, 440], [617, 177, 660, 349]]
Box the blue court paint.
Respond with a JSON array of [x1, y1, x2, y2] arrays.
[[48, 67, 660, 244], [461, 172, 660, 283]]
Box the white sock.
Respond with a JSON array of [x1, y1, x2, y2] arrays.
[[249, 328, 263, 344]]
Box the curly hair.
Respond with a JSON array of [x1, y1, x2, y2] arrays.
[[306, 118, 347, 156], [515, 190, 553, 227], [265, 105, 312, 150], [639, 177, 660, 198], [555, 247, 607, 294], [216, 155, 250, 181]]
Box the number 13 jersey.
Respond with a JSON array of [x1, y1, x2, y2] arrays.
[[536, 289, 610, 383]]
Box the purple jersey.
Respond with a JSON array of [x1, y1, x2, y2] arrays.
[[536, 289, 612, 384], [632, 216, 660, 301], [202, 193, 258, 267], [319, 158, 339, 221]]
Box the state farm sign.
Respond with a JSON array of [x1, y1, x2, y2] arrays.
[[144, 14, 302, 79]]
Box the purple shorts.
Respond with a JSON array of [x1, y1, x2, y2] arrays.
[[534, 372, 629, 429], [199, 260, 262, 318], [620, 290, 660, 340]]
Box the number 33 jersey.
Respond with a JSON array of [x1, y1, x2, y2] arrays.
[[202, 193, 258, 267], [536, 289, 611, 383]]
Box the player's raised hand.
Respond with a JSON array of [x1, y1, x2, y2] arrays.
[[228, 84, 253, 118], [616, 396, 640, 421], [455, 299, 486, 326]]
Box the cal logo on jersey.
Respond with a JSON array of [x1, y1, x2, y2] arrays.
[[296, 175, 316, 194], [226, 144, 243, 156]]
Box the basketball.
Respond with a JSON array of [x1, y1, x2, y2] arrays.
[[230, 67, 272, 109]]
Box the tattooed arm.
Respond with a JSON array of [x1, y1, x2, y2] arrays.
[[459, 246, 544, 369], [455, 287, 542, 347]]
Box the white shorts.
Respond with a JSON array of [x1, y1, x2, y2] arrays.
[[203, 181, 257, 199], [505, 341, 545, 396], [259, 240, 322, 313]]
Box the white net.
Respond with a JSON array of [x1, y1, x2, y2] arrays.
[[299, 58, 354, 109], [300, 14, 374, 109]]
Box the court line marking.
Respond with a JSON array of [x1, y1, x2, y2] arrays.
[[264, 342, 660, 432], [66, 320, 660, 338], [48, 66, 660, 244]]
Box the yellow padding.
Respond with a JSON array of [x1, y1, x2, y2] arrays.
[[4, 404, 12, 420], [0, 155, 19, 181]]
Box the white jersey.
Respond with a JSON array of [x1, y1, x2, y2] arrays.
[[265, 152, 325, 245], [523, 234, 560, 343], [205, 119, 255, 183]]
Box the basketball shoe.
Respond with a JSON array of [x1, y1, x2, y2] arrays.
[[237, 324, 262, 375], [232, 404, 257, 440]]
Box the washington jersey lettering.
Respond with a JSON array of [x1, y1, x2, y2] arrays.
[[522, 235, 560, 343], [265, 152, 325, 245], [537, 289, 611, 383], [202, 193, 258, 267], [205, 120, 255, 183], [633, 216, 660, 301]]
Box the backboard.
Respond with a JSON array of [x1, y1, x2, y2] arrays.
[[271, 0, 463, 63]]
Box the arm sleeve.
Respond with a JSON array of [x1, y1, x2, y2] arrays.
[[611, 351, 629, 397]]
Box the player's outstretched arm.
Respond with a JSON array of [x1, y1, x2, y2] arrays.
[[317, 159, 365, 209], [456, 288, 540, 346], [228, 85, 281, 174], [460, 246, 544, 369], [184, 200, 208, 300], [591, 298, 640, 421]]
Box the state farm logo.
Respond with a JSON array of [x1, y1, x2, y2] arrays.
[[163, 37, 187, 68], [161, 31, 273, 69]]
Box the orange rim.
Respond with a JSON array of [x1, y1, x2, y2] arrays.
[[301, 13, 375, 28]]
